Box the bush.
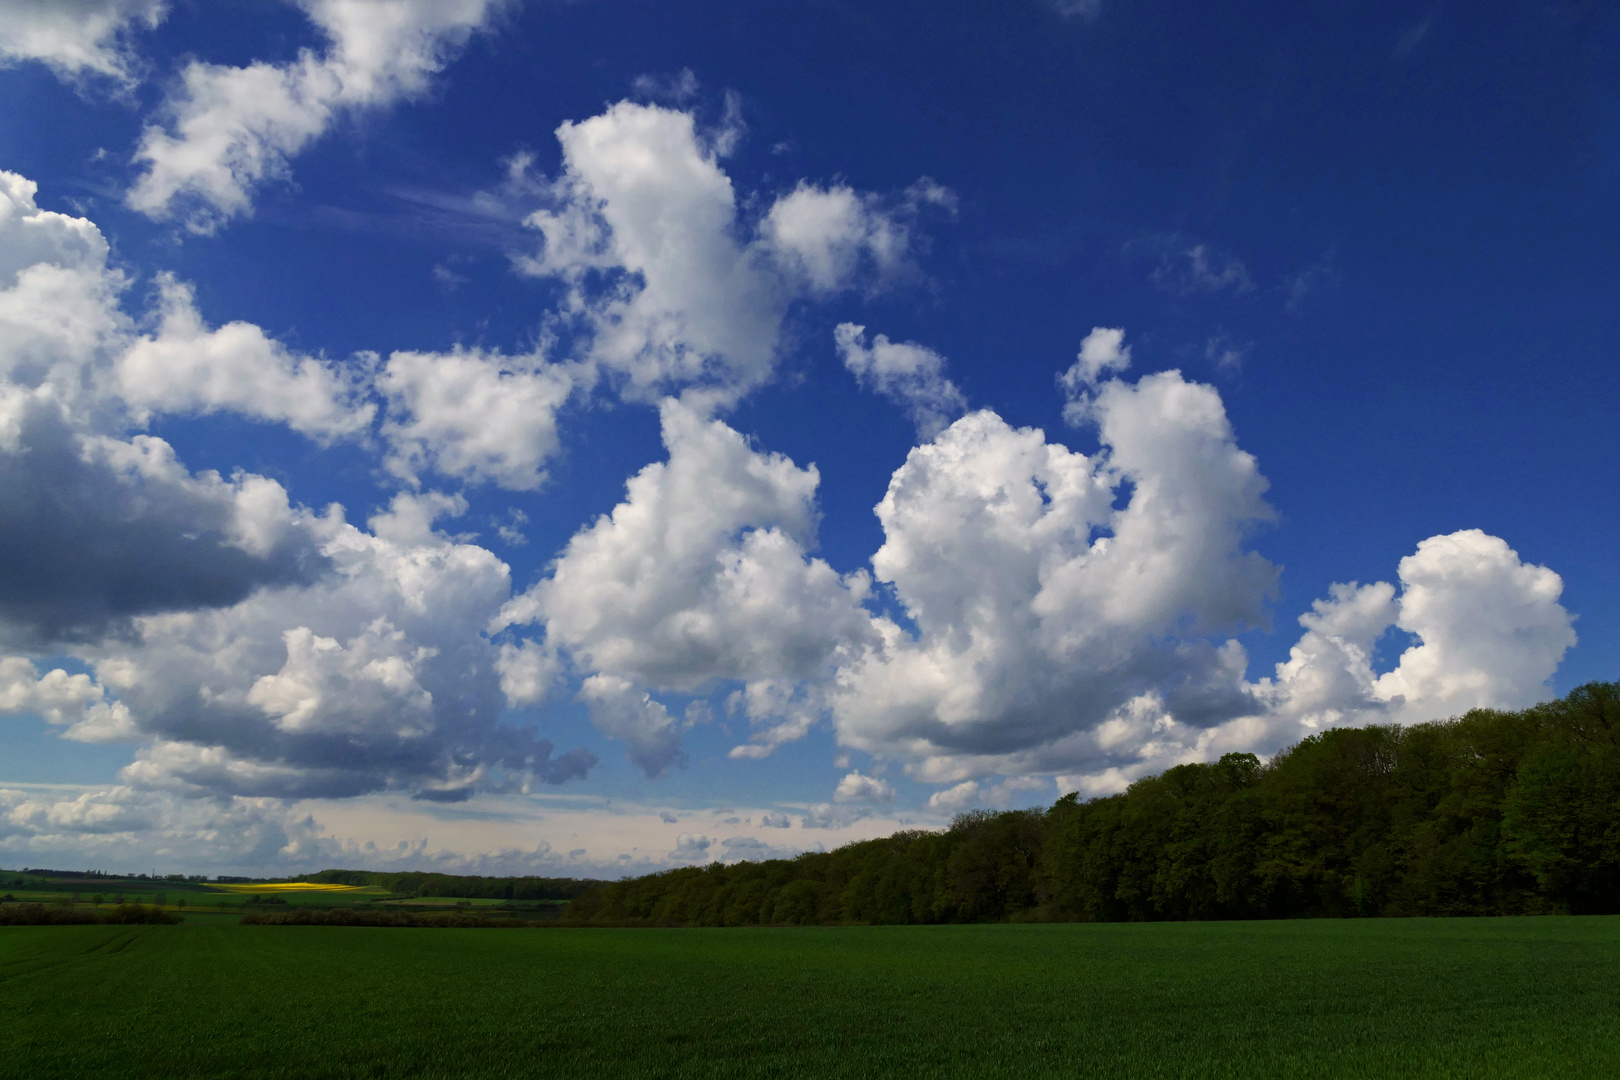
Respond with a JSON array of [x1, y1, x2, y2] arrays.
[[0, 903, 181, 926]]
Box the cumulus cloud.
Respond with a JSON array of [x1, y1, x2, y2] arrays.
[[118, 275, 374, 442], [379, 347, 580, 490], [80, 490, 595, 800], [0, 0, 166, 86], [1261, 530, 1576, 733], [516, 101, 945, 407], [799, 803, 874, 830], [0, 402, 332, 645], [127, 0, 511, 231], [578, 674, 686, 779], [0, 171, 342, 645], [0, 164, 608, 809], [1058, 327, 1130, 413], [833, 770, 894, 804], [514, 399, 872, 689], [669, 832, 712, 861], [0, 784, 301, 868], [0, 169, 129, 403], [1038, 529, 1574, 798], [4, 169, 373, 451], [835, 323, 967, 438], [516, 102, 784, 405], [495, 638, 560, 708], [501, 397, 874, 767], [718, 834, 801, 861], [830, 356, 1279, 784], [0, 657, 135, 741], [927, 780, 979, 812], [761, 179, 950, 295]]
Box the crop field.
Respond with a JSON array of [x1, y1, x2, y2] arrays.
[[203, 883, 390, 906], [4, 917, 1618, 1079], [205, 882, 378, 895]]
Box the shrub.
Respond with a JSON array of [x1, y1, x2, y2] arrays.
[[0, 903, 181, 926]]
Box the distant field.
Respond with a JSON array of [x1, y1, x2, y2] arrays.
[[373, 895, 518, 907], [203, 883, 390, 906], [204, 882, 372, 893], [4, 918, 1618, 1079]]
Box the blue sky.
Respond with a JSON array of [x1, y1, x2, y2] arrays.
[[0, 0, 1614, 876]]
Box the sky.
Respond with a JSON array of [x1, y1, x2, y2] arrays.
[[0, 0, 1614, 878]]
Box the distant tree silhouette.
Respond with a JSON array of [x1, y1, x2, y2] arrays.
[[563, 683, 1620, 926]]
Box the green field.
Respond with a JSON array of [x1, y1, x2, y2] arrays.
[[4, 917, 1618, 1079]]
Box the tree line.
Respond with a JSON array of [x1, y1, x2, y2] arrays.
[[301, 869, 595, 901], [563, 683, 1620, 926]]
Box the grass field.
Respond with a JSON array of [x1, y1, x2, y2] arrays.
[[3, 917, 1618, 1079]]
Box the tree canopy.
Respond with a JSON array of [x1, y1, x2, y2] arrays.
[[564, 683, 1620, 926]]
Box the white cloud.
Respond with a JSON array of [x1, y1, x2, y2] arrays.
[[1, 171, 373, 448], [799, 802, 874, 829], [495, 638, 559, 708], [118, 275, 374, 442], [830, 362, 1278, 784], [127, 0, 511, 231], [1032, 529, 1575, 799], [833, 770, 894, 804], [0, 784, 300, 868], [246, 619, 437, 738], [498, 398, 874, 768], [0, 172, 369, 648], [577, 674, 686, 779], [669, 832, 711, 861], [927, 780, 979, 812], [517, 101, 945, 408], [0, 657, 136, 742], [517, 102, 784, 405], [54, 487, 596, 801], [1261, 530, 1576, 733], [835, 323, 967, 438], [0, 784, 911, 876], [0, 170, 128, 406], [761, 180, 948, 295], [0, 0, 166, 86], [378, 347, 580, 490], [1375, 531, 1574, 713], [1058, 326, 1130, 415]]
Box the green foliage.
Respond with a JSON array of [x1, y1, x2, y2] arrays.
[[5, 919, 1620, 1077], [298, 869, 597, 901], [569, 682, 1620, 926], [0, 902, 181, 926]]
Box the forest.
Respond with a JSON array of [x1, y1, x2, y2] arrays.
[[298, 869, 594, 901], [563, 683, 1620, 925]]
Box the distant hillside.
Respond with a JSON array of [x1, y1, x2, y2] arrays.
[[564, 682, 1620, 926]]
